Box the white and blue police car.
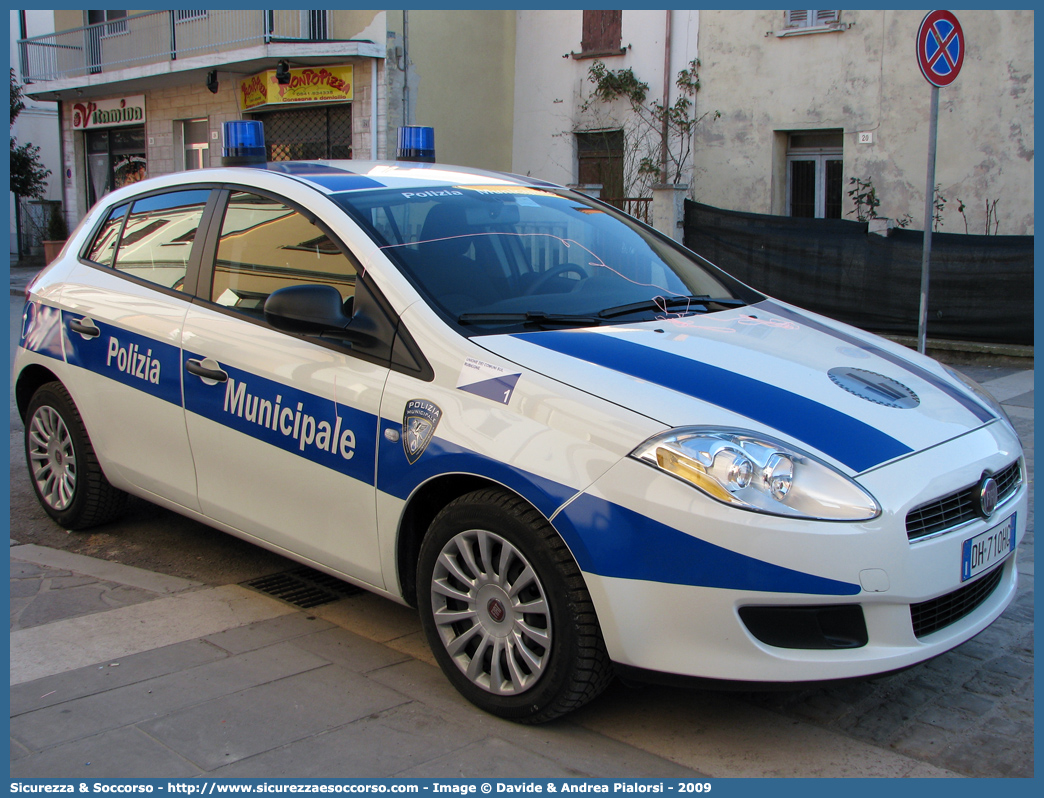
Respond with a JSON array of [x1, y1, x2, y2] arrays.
[[15, 125, 1026, 722]]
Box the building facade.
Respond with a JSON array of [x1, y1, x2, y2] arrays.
[[510, 9, 1033, 236], [691, 9, 1034, 235], [512, 9, 702, 209], [17, 9, 516, 229]]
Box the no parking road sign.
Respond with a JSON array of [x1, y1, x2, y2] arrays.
[[917, 10, 964, 87], [914, 10, 965, 354]]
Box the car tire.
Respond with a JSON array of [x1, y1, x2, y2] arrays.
[[417, 488, 613, 723], [24, 381, 128, 530]]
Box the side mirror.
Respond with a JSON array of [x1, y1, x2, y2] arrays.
[[264, 284, 371, 345]]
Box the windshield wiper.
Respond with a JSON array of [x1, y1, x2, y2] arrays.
[[458, 311, 604, 328], [597, 295, 747, 319]]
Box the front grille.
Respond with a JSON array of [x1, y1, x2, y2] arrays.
[[906, 460, 1021, 541], [910, 565, 1004, 638]]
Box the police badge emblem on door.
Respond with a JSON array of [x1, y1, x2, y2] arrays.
[[403, 399, 442, 464]]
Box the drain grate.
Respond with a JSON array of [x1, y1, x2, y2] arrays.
[[243, 566, 361, 609]]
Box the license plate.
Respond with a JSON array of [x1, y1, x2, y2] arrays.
[[961, 513, 1016, 582]]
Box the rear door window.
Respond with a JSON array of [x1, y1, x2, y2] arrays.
[[111, 190, 211, 290]]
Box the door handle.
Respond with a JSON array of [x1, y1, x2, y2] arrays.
[[185, 358, 228, 383], [69, 318, 100, 338]]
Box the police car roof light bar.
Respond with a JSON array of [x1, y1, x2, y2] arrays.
[[222, 120, 267, 167], [397, 125, 436, 163]]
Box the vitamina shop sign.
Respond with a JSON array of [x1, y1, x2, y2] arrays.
[[71, 96, 146, 130]]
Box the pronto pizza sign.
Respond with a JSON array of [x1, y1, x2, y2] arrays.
[[237, 65, 354, 111], [71, 95, 146, 130]]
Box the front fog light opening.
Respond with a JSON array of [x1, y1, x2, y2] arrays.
[[739, 604, 869, 650]]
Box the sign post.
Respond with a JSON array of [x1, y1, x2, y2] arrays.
[[915, 10, 964, 354]]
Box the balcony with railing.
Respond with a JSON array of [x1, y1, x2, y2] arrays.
[[18, 10, 377, 86]]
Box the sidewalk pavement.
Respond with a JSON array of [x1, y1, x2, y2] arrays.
[[10, 543, 711, 780], [10, 540, 978, 779]]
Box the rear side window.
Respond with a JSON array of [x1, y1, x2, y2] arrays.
[[85, 203, 129, 267], [211, 191, 359, 318], [111, 190, 211, 290]]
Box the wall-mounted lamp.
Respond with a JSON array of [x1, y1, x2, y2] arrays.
[[275, 60, 291, 85], [206, 70, 219, 94]]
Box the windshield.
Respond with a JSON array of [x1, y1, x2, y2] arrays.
[[333, 185, 760, 334]]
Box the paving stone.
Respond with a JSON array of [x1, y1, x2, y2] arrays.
[[209, 702, 483, 778], [844, 701, 915, 740], [11, 641, 330, 751], [935, 731, 1033, 778], [9, 726, 203, 779], [10, 737, 31, 761], [203, 611, 335, 655], [890, 722, 957, 764], [9, 638, 229, 716], [50, 575, 101, 589], [9, 561, 48, 578], [961, 669, 1026, 698], [13, 581, 158, 630], [933, 691, 996, 715], [370, 660, 702, 778], [395, 735, 585, 779], [138, 663, 410, 770], [983, 654, 1034, 680], [915, 706, 974, 733], [289, 624, 414, 674], [10, 577, 42, 598], [1002, 390, 1034, 408]]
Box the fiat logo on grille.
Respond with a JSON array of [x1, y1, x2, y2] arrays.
[[979, 476, 999, 518], [487, 598, 506, 623]]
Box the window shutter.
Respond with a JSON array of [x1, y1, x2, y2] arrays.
[[785, 10, 840, 29], [581, 10, 622, 53]]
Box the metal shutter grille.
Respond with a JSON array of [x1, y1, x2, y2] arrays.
[[256, 105, 353, 162]]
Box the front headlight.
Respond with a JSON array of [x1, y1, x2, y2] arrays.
[[631, 428, 880, 521]]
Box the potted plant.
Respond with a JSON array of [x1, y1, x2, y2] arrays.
[[42, 204, 68, 264]]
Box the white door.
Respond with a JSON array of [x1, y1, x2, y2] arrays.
[[181, 189, 389, 587]]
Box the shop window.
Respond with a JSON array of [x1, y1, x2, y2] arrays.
[[110, 190, 211, 289], [212, 191, 358, 317], [578, 10, 624, 57], [785, 131, 843, 219], [85, 126, 147, 206]]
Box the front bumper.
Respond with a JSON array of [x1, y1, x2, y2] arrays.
[[556, 421, 1027, 682]]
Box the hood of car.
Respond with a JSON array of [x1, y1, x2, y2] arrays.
[[473, 300, 999, 475]]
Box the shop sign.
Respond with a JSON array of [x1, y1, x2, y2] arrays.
[[71, 95, 146, 130], [238, 65, 354, 111]]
